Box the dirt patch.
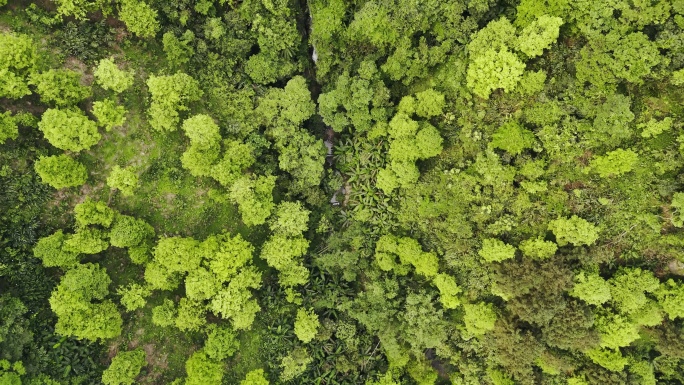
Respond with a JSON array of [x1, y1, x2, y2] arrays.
[[107, 342, 120, 361], [142, 343, 169, 370], [65, 56, 94, 85]]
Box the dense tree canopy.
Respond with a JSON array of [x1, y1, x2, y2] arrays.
[[4, 0, 684, 384]]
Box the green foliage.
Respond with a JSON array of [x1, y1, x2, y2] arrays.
[[0, 360, 24, 385], [101, 349, 146, 385], [671, 192, 684, 227], [570, 272, 612, 306], [34, 154, 88, 189], [92, 99, 127, 131], [211, 140, 255, 187], [0, 68, 31, 99], [462, 302, 497, 337], [109, 214, 153, 248], [147, 73, 202, 131], [586, 348, 628, 372], [163, 30, 195, 69], [655, 279, 684, 320], [229, 175, 276, 227], [375, 234, 439, 277], [118, 0, 160, 38], [151, 299, 176, 327], [180, 114, 221, 177], [209, 266, 262, 329], [74, 198, 115, 228], [49, 263, 122, 341], [548, 216, 599, 246], [107, 165, 139, 196], [52, 0, 108, 19], [640, 117, 672, 138], [432, 273, 462, 309], [64, 227, 109, 254], [516, 16, 563, 57], [414, 89, 445, 118], [595, 312, 640, 349], [317, 71, 391, 132], [4, 0, 684, 383], [518, 237, 557, 259], [34, 230, 82, 268], [175, 298, 206, 332], [587, 149, 639, 178], [153, 237, 201, 274], [0, 32, 36, 73], [608, 267, 659, 314], [29, 69, 91, 106], [94, 58, 134, 93], [277, 130, 326, 192], [270, 201, 310, 237], [0, 112, 18, 144], [490, 121, 536, 155], [117, 283, 151, 312], [203, 325, 238, 361], [0, 296, 32, 362], [240, 369, 269, 385], [576, 32, 661, 89], [478, 238, 516, 263], [185, 351, 223, 385], [279, 348, 312, 382], [294, 307, 320, 343], [467, 48, 525, 99], [261, 235, 310, 287], [38, 108, 101, 152]]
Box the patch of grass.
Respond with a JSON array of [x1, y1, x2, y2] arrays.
[[111, 293, 202, 385]]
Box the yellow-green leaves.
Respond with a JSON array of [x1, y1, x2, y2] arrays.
[[570, 272, 611, 306], [102, 349, 146, 385], [466, 15, 562, 98], [466, 48, 525, 99], [294, 308, 320, 343], [516, 15, 563, 57], [107, 166, 139, 196], [92, 99, 127, 131], [118, 0, 160, 38], [655, 279, 684, 320], [229, 175, 276, 227], [94, 58, 134, 93], [432, 274, 462, 309], [38, 108, 100, 152], [241, 369, 269, 385], [548, 216, 599, 246], [30, 69, 91, 106], [375, 234, 439, 277], [478, 238, 516, 263], [462, 302, 497, 337], [147, 73, 202, 131], [519, 237, 557, 259], [34, 154, 88, 189], [587, 149, 639, 178], [185, 351, 223, 385], [49, 263, 122, 341], [34, 230, 82, 268], [490, 121, 536, 156]]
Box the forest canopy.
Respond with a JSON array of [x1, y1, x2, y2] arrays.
[[2, 0, 684, 384]]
